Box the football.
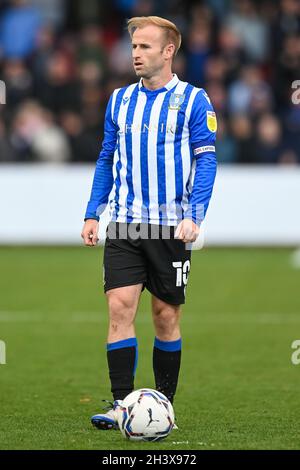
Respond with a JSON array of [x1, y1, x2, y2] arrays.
[[117, 388, 175, 441]]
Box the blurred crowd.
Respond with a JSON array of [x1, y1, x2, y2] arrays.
[[0, 0, 299, 164]]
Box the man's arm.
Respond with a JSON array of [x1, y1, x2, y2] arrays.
[[82, 93, 118, 246], [175, 89, 217, 243]]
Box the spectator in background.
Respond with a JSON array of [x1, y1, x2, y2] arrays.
[[205, 80, 227, 115], [204, 55, 228, 84], [108, 32, 134, 77], [204, 0, 232, 20], [30, 0, 67, 31], [225, 0, 270, 63], [215, 115, 237, 164], [217, 26, 246, 83], [11, 100, 71, 162], [184, 4, 213, 87], [77, 24, 108, 79], [186, 24, 211, 88], [254, 113, 286, 164], [80, 80, 105, 142], [230, 114, 256, 164], [60, 111, 100, 163], [32, 25, 56, 86], [2, 59, 33, 108], [228, 64, 272, 116], [0, 0, 42, 59], [274, 0, 300, 46], [35, 50, 81, 114]]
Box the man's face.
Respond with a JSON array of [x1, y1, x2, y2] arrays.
[[132, 25, 169, 79]]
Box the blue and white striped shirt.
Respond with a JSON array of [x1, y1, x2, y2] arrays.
[[85, 74, 217, 226]]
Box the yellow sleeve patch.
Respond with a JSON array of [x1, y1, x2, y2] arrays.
[[206, 111, 217, 132]]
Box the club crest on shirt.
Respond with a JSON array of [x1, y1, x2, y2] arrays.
[[168, 93, 185, 110], [206, 111, 217, 132]]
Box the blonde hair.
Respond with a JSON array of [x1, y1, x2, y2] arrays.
[[127, 16, 181, 58]]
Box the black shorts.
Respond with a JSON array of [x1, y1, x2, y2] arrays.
[[103, 222, 192, 305]]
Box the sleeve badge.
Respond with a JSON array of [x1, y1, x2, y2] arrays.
[[206, 111, 217, 132]]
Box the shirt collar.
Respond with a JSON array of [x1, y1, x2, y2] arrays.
[[138, 74, 179, 93]]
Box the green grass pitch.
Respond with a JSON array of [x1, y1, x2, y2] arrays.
[[1, 246, 300, 450]]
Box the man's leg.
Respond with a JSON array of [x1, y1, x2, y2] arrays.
[[151, 295, 182, 404], [106, 283, 143, 401], [91, 283, 142, 430]]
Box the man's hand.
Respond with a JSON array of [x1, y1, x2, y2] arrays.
[[81, 219, 99, 246], [175, 219, 200, 243]]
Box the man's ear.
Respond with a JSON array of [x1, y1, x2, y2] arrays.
[[164, 43, 175, 60]]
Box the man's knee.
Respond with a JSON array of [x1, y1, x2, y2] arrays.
[[106, 287, 140, 326], [152, 299, 181, 333]]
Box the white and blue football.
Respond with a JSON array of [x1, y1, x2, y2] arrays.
[[117, 388, 175, 442]]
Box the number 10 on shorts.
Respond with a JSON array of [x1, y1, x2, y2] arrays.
[[172, 261, 190, 287]]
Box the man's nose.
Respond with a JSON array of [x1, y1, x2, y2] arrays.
[[132, 47, 140, 58]]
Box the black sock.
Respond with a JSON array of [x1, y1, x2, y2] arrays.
[[107, 337, 138, 401], [152, 337, 182, 404]]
